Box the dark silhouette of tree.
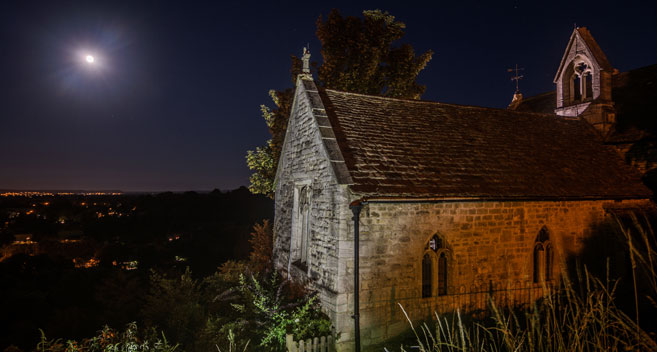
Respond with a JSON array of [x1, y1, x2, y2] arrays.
[[316, 9, 432, 99], [613, 65, 657, 196]]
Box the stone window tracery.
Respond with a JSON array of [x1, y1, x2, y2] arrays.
[[567, 59, 593, 104], [422, 234, 450, 298]]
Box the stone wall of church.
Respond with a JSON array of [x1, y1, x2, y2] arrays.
[[273, 78, 351, 323], [336, 198, 648, 350]]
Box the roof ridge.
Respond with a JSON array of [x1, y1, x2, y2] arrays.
[[323, 88, 557, 118]]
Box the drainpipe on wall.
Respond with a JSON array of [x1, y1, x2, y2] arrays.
[[349, 201, 363, 352]]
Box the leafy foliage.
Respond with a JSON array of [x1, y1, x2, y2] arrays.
[[213, 272, 332, 351], [245, 141, 275, 197], [246, 88, 296, 198], [247, 9, 432, 197], [140, 261, 331, 352]]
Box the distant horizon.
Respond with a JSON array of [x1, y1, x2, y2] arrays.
[[0, 186, 250, 194]]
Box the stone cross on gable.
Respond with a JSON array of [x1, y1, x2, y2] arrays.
[[302, 47, 311, 74]]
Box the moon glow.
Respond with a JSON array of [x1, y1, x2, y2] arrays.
[[85, 55, 95, 63]]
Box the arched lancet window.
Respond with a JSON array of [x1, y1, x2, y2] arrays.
[[564, 59, 593, 104], [299, 186, 310, 263], [584, 73, 593, 99], [533, 227, 552, 283], [291, 183, 311, 266], [545, 243, 553, 281], [573, 75, 582, 101], [422, 254, 432, 298], [438, 252, 448, 296], [422, 234, 450, 297], [533, 243, 544, 283]]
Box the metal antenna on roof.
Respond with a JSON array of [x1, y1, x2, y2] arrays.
[[507, 64, 524, 93]]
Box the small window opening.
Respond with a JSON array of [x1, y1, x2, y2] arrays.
[[584, 74, 593, 99], [438, 252, 448, 296], [533, 227, 552, 283], [299, 186, 310, 263], [291, 184, 311, 267], [422, 254, 432, 298], [573, 75, 582, 101]]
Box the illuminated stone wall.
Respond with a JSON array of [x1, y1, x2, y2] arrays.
[[273, 77, 351, 328], [348, 198, 649, 348]]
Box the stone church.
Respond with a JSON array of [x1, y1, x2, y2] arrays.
[[273, 27, 655, 350]]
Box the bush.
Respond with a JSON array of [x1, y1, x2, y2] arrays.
[[210, 272, 332, 351]]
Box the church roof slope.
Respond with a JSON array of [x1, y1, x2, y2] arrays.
[[510, 91, 555, 114], [320, 89, 650, 199]]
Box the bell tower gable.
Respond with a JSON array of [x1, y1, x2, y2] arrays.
[[554, 27, 615, 135]]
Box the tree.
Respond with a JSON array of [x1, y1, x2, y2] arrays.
[[246, 88, 296, 197], [248, 219, 273, 272], [316, 9, 433, 99], [247, 9, 433, 197]]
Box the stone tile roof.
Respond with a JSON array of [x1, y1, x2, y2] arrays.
[[511, 91, 555, 114], [319, 89, 650, 199]]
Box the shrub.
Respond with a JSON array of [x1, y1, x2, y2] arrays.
[[211, 272, 332, 351]]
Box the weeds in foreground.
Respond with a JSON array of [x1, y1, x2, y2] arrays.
[[35, 322, 178, 352], [214, 330, 249, 352]]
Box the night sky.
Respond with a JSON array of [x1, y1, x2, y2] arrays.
[[1, 1, 656, 192]]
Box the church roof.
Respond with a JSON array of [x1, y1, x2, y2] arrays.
[[510, 91, 555, 114], [319, 89, 650, 199]]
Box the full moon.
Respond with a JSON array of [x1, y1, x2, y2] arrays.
[[85, 55, 95, 63]]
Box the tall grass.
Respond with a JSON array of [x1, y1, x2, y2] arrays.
[[397, 214, 657, 352]]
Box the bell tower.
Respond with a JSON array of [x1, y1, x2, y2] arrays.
[[554, 27, 616, 136]]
